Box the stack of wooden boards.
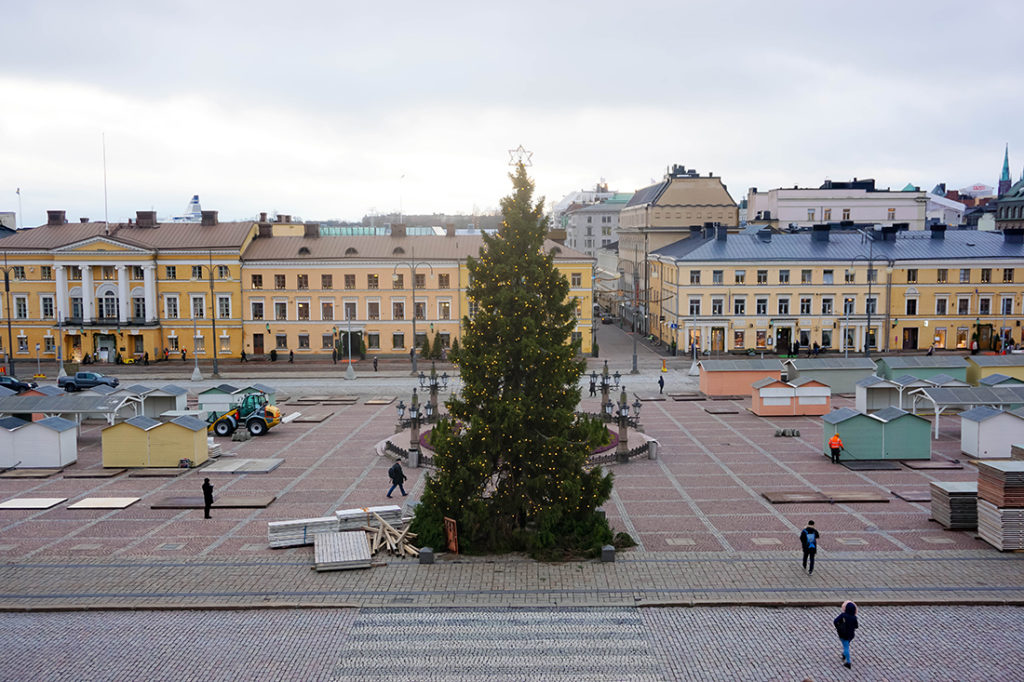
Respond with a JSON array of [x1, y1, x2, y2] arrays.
[[314, 531, 372, 571], [268, 515, 339, 548], [976, 461, 1024, 551], [929, 481, 978, 529]]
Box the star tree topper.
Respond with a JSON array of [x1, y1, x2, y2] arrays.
[[508, 145, 533, 167]]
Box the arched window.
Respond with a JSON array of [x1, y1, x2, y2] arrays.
[[392, 247, 405, 255], [298, 247, 311, 255], [345, 247, 358, 256]]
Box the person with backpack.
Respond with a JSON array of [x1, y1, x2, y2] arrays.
[[386, 461, 408, 498], [833, 600, 859, 668], [800, 520, 820, 574]]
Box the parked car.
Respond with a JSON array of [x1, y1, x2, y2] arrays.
[[601, 315, 615, 324], [57, 371, 119, 392], [0, 375, 38, 393]]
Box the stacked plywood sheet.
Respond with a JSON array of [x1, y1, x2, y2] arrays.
[[336, 504, 402, 531], [976, 461, 1024, 550], [267, 515, 338, 548], [977, 500, 1024, 551], [929, 481, 978, 529], [314, 531, 372, 571], [1011, 444, 1024, 461]]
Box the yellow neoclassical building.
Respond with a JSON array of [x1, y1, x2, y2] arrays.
[[649, 225, 1024, 354], [0, 212, 594, 372]]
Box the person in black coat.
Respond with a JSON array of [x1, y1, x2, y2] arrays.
[[833, 601, 859, 668], [658, 375, 665, 394], [387, 461, 408, 498], [799, 520, 820, 574], [202, 478, 214, 519]]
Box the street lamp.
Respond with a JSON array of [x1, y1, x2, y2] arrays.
[[589, 359, 621, 409], [344, 311, 356, 381], [190, 313, 202, 381], [206, 252, 220, 378], [393, 248, 433, 376], [396, 388, 432, 468], [2, 252, 16, 377], [855, 231, 896, 357], [418, 362, 449, 420], [605, 388, 642, 463]]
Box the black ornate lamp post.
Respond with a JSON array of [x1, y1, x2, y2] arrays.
[[396, 388, 432, 468], [589, 359, 621, 409], [418, 362, 449, 421], [605, 388, 641, 463], [1, 253, 15, 377]]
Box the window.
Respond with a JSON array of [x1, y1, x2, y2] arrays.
[[415, 274, 425, 289], [776, 298, 789, 315], [733, 330, 745, 349], [690, 270, 701, 285], [757, 298, 768, 315], [1002, 297, 1014, 315], [68, 267, 82, 281], [936, 269, 947, 283], [217, 296, 231, 319], [571, 273, 582, 287], [799, 298, 811, 315], [165, 266, 177, 280], [100, 294, 118, 319], [906, 299, 918, 315], [711, 298, 724, 315], [439, 301, 451, 320], [821, 298, 833, 315], [842, 208, 850, 221], [191, 296, 205, 319], [1003, 268, 1014, 283], [756, 270, 767, 285], [957, 298, 969, 315], [778, 270, 789, 284], [322, 334, 334, 350], [45, 337, 55, 353], [41, 266, 52, 280], [438, 273, 451, 289], [756, 330, 767, 348], [959, 269, 970, 283], [168, 336, 179, 351], [367, 332, 380, 350], [323, 301, 335, 320], [275, 274, 286, 289], [689, 298, 701, 315], [298, 334, 310, 349], [822, 270, 833, 285], [132, 266, 144, 280], [220, 335, 231, 353], [252, 274, 263, 289], [979, 297, 991, 315], [393, 274, 404, 290], [734, 270, 745, 284], [275, 335, 288, 349], [368, 274, 382, 290], [41, 296, 54, 319], [801, 269, 812, 284], [343, 274, 355, 289], [393, 301, 405, 320], [251, 301, 264, 320], [845, 269, 856, 284], [823, 208, 832, 221], [275, 301, 288, 320], [297, 301, 310, 320], [297, 274, 309, 290], [218, 265, 230, 279], [71, 297, 82, 318], [132, 297, 145, 320], [712, 270, 723, 285], [734, 298, 745, 315], [980, 268, 992, 284], [368, 301, 380, 320], [807, 209, 815, 221], [321, 274, 333, 289], [887, 208, 896, 220], [165, 296, 179, 319], [102, 266, 115, 280], [14, 296, 28, 319], [866, 297, 877, 315], [392, 332, 405, 349], [192, 265, 203, 279], [906, 269, 917, 284], [956, 327, 969, 348], [935, 298, 947, 315], [194, 334, 205, 353]]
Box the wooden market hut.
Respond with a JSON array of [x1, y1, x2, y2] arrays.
[[116, 384, 189, 418], [855, 375, 899, 413], [966, 355, 1024, 386], [782, 357, 875, 395], [751, 377, 831, 416], [875, 356, 968, 382], [959, 406, 1024, 459], [698, 359, 783, 398], [102, 415, 209, 468], [821, 406, 931, 461], [196, 383, 242, 413], [0, 416, 77, 468]]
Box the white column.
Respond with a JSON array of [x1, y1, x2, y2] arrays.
[[143, 265, 157, 322], [80, 265, 94, 323], [55, 265, 68, 322], [116, 265, 129, 324]]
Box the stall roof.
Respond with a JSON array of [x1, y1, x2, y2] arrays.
[[159, 384, 189, 396], [0, 394, 135, 415], [856, 375, 893, 388], [123, 415, 162, 430], [27, 385, 65, 397], [892, 374, 933, 387], [122, 384, 157, 395], [960, 405, 1011, 423], [822, 407, 860, 424], [790, 376, 827, 387], [0, 416, 30, 431], [34, 416, 77, 432], [872, 406, 912, 423], [170, 415, 206, 431], [84, 384, 119, 396], [880, 356, 969, 369], [980, 373, 1022, 386], [752, 377, 784, 389], [911, 385, 1024, 406], [0, 386, 16, 398], [967, 355, 1024, 367], [928, 373, 968, 386], [199, 384, 240, 395], [698, 359, 783, 372], [249, 383, 277, 395], [784, 358, 875, 370]]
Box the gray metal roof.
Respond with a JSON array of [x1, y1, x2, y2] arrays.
[[170, 415, 206, 431], [822, 407, 861, 424], [752, 377, 782, 389], [785, 358, 875, 371], [959, 405, 1010, 423], [967, 355, 1024, 367], [872, 407, 913, 422], [980, 373, 1023, 386], [929, 373, 968, 387], [200, 384, 240, 395], [124, 415, 162, 430], [0, 416, 29, 430], [652, 230, 1024, 263], [856, 375, 892, 388], [881, 356, 969, 369], [698, 359, 783, 372], [28, 385, 65, 397], [790, 376, 826, 387], [0, 394, 131, 415], [910, 385, 1024, 406], [892, 374, 932, 387], [249, 383, 277, 394], [122, 384, 156, 395], [159, 384, 189, 396], [0, 386, 16, 398], [35, 416, 77, 432], [83, 384, 119, 396]]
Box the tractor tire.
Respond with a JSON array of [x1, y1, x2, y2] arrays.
[[213, 420, 234, 437], [247, 419, 268, 437]]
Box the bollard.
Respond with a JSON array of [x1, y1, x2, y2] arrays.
[[601, 545, 615, 562], [419, 547, 434, 564], [648, 440, 659, 460]]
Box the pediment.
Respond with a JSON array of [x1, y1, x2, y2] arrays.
[[55, 237, 152, 255]]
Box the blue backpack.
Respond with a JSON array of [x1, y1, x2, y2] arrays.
[[805, 530, 816, 549]]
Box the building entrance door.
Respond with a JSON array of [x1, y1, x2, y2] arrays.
[[253, 333, 264, 355], [776, 327, 791, 355], [902, 327, 918, 350], [978, 324, 993, 350], [710, 327, 725, 352]]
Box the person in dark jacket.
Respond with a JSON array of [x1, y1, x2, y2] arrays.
[[800, 520, 820, 574], [833, 601, 859, 668], [658, 375, 665, 394], [387, 461, 408, 498], [202, 478, 214, 519]]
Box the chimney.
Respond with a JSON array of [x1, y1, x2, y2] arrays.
[[880, 224, 899, 241], [715, 225, 727, 241], [47, 210, 66, 226], [258, 224, 273, 238], [446, 222, 455, 237], [201, 210, 218, 226], [259, 212, 268, 223], [756, 228, 772, 243], [284, 215, 292, 223], [79, 217, 89, 223], [811, 224, 830, 242], [391, 223, 407, 238], [929, 224, 946, 240], [1003, 229, 1024, 244], [303, 223, 320, 238], [136, 210, 157, 228]]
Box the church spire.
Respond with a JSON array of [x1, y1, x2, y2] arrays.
[[999, 144, 1012, 196]]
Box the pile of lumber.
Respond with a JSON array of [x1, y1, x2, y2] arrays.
[[267, 515, 338, 548], [977, 500, 1024, 551], [336, 504, 402, 530], [976, 461, 1024, 551], [361, 511, 419, 559], [1011, 444, 1024, 461], [930, 481, 978, 529], [314, 530, 372, 571]]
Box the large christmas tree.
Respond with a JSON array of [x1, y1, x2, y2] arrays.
[[410, 163, 613, 556]]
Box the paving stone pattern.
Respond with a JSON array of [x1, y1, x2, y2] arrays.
[[2, 605, 1022, 681]]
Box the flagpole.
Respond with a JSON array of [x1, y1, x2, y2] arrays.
[[16, 189, 22, 229]]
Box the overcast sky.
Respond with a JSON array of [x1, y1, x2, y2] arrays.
[[3, 1, 1022, 226]]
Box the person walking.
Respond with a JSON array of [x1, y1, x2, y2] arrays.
[[658, 375, 665, 394], [240, 350, 247, 363], [833, 601, 859, 668], [181, 348, 187, 362], [800, 520, 819, 574], [202, 478, 214, 519], [288, 349, 294, 363], [386, 461, 408, 498], [589, 378, 597, 397], [373, 356, 378, 372], [332, 347, 338, 364], [143, 351, 149, 366], [828, 432, 844, 464]]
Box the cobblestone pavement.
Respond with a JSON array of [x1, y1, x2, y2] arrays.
[[2, 605, 1022, 681]]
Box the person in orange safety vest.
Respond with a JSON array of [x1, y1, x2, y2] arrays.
[[828, 433, 844, 464]]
